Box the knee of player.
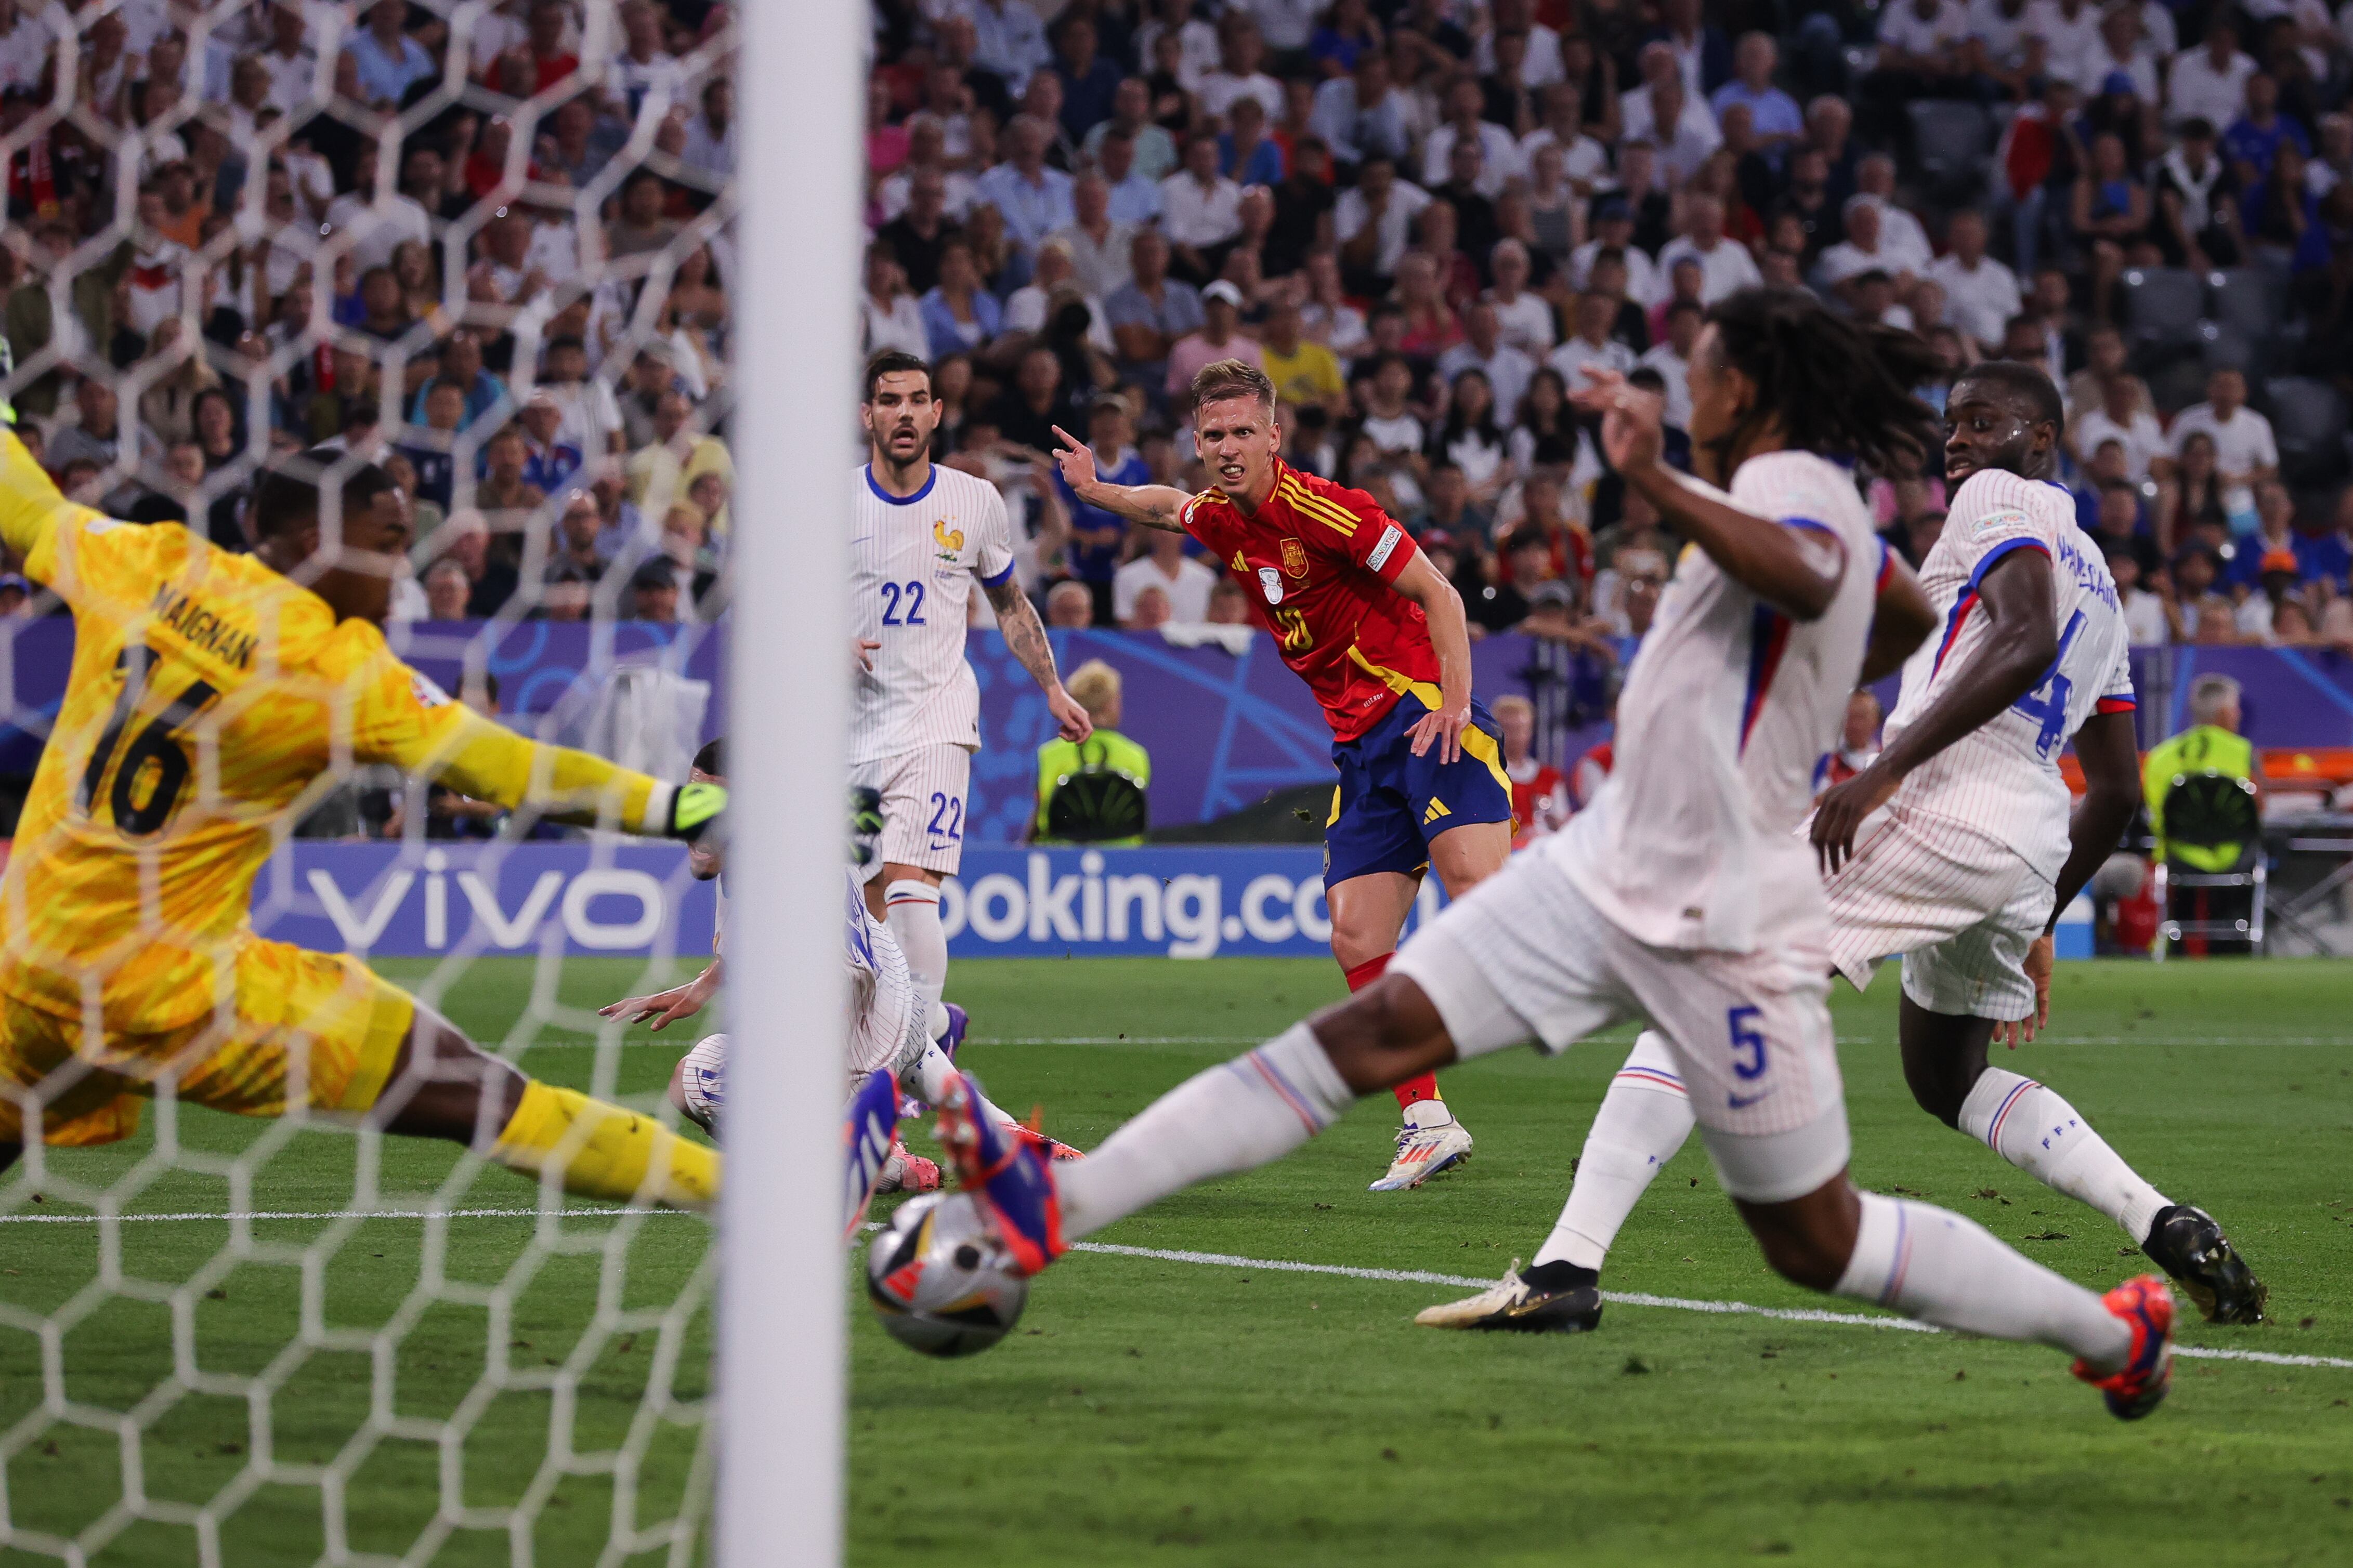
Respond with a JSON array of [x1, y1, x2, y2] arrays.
[[1314, 977, 1444, 1090], [1908, 1076, 1969, 1130]]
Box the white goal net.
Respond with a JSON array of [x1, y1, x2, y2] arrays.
[[0, 2, 782, 1562]]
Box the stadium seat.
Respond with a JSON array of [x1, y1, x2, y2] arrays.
[[2153, 773, 2265, 957], [1905, 100, 1992, 202], [2263, 376, 2353, 486], [2200, 322, 2257, 375], [2207, 268, 2281, 341], [2122, 268, 2209, 356]]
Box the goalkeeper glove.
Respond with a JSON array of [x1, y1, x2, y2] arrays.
[[669, 780, 727, 841]]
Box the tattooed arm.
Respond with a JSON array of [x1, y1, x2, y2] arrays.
[[1049, 423, 1192, 532], [985, 572, 1093, 742]]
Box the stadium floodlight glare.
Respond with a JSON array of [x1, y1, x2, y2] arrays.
[[717, 2, 856, 1565]]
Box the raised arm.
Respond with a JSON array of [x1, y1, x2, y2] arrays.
[[1049, 423, 1193, 532], [1859, 547, 1938, 683], [1390, 549, 1474, 764], [413, 713, 726, 839], [1812, 546, 2058, 872], [983, 571, 1092, 742], [1571, 370, 1844, 621]]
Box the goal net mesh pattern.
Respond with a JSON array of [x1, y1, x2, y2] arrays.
[[0, 3, 737, 1562]]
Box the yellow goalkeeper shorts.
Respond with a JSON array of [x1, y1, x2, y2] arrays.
[[0, 937, 416, 1148]]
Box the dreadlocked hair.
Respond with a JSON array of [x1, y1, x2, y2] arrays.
[[1703, 288, 1945, 478]]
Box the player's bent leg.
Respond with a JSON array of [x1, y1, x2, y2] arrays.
[[1536, 1031, 1695, 1270], [938, 972, 1469, 1275], [1327, 868, 1466, 1182], [374, 1004, 718, 1214], [1903, 995, 2269, 1323], [876, 864, 952, 1042], [1721, 1154, 2171, 1417]]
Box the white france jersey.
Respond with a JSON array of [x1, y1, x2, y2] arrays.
[[850, 462, 1016, 763], [1885, 467, 2133, 880], [1547, 451, 1881, 953], [844, 867, 927, 1079]]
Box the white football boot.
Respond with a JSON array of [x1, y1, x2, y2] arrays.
[[1368, 1105, 1472, 1191]]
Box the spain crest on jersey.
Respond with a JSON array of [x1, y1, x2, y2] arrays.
[[1280, 537, 1309, 577]]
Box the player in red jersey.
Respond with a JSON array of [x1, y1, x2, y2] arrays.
[[1053, 359, 1512, 1190]]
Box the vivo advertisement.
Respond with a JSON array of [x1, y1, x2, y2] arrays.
[[249, 844, 2091, 962]]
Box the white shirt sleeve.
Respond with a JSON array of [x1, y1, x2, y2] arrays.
[[974, 480, 1017, 587], [1944, 469, 2062, 583], [2099, 639, 2136, 708]]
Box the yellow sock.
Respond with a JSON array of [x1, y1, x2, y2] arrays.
[[490, 1081, 720, 1212]]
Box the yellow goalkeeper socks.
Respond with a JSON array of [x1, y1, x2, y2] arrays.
[[490, 1080, 720, 1213]]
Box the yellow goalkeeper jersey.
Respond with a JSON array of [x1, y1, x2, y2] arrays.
[[0, 433, 671, 1034]]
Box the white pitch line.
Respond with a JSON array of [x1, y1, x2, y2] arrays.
[[5, 1209, 2344, 1374], [1068, 1240, 2353, 1372]]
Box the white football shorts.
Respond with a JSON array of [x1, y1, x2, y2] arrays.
[[1391, 851, 1850, 1203], [1818, 803, 2053, 1024], [850, 743, 973, 879]]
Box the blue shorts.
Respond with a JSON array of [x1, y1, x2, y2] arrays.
[[1325, 692, 1513, 886]]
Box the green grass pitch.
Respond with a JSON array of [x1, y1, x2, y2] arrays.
[[3, 956, 2350, 1566]]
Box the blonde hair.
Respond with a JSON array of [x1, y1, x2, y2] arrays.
[[1191, 357, 1276, 411], [1066, 659, 1121, 721], [1491, 693, 1534, 721]]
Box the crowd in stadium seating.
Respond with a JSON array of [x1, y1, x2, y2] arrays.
[[0, 0, 735, 625], [864, 0, 2353, 653]]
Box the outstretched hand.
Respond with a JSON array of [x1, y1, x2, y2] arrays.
[[1566, 368, 1665, 475], [1050, 425, 1096, 493]]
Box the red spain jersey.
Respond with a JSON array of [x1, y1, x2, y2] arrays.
[[1180, 459, 1439, 742]]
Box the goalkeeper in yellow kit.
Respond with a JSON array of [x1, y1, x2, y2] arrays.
[[0, 431, 720, 1211]]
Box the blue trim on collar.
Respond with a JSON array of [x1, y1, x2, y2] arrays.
[[865, 465, 937, 506]]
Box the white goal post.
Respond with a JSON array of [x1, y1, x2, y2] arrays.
[[717, 2, 858, 1565]]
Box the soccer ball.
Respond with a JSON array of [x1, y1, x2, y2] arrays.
[[679, 1033, 727, 1133], [865, 1192, 1028, 1357]]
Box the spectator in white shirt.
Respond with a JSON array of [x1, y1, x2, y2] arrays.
[[1005, 241, 1116, 355], [1158, 135, 1246, 279], [1926, 209, 2022, 352], [2080, 4, 2159, 106], [1875, 0, 1971, 75], [1200, 13, 1284, 121], [322, 142, 433, 275], [1638, 298, 1703, 430], [1113, 528, 1219, 624], [1619, 44, 1721, 183], [1483, 238, 1557, 355], [1547, 291, 1638, 392], [968, 0, 1052, 97], [1655, 194, 1762, 303], [1816, 197, 1919, 298], [1310, 45, 1414, 169], [1569, 199, 1663, 304], [1048, 174, 1138, 300], [1475, 0, 1564, 86], [1423, 77, 1523, 198], [1519, 81, 1612, 195], [1334, 155, 1432, 285], [1438, 301, 1538, 423], [1136, 0, 1220, 95], [2156, 370, 2278, 491], [1854, 154, 1936, 273], [2164, 15, 2257, 130], [2104, 543, 2171, 645], [2022, 0, 2102, 86], [2069, 373, 2165, 480]]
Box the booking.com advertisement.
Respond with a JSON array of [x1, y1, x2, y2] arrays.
[[251, 844, 2091, 961]]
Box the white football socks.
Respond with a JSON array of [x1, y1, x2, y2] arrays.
[[1534, 1030, 1697, 1271], [1959, 1069, 2171, 1245], [883, 878, 952, 1041], [1834, 1190, 2132, 1370], [1058, 1023, 1354, 1242]]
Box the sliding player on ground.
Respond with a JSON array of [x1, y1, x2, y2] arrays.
[[1423, 360, 2265, 1334], [854, 351, 1091, 1070], [0, 437, 718, 1210], [940, 293, 2176, 1419], [1052, 359, 1508, 1190]]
